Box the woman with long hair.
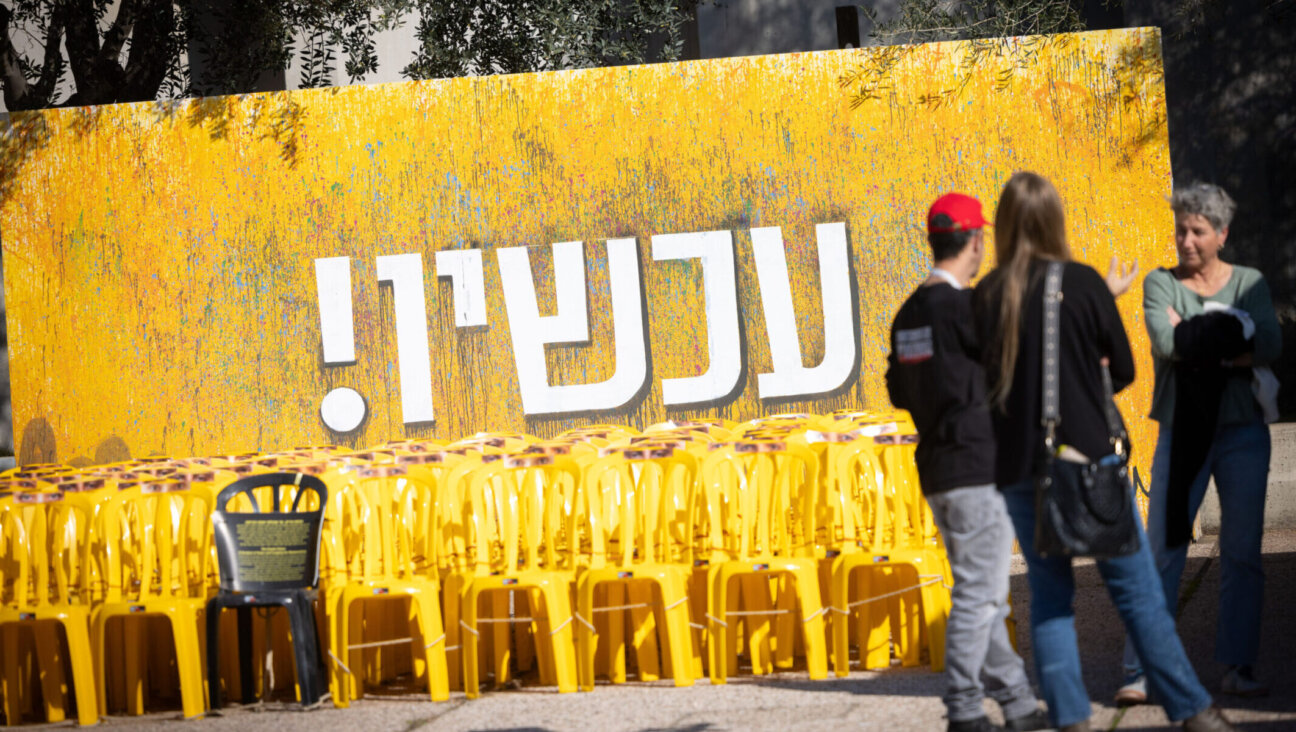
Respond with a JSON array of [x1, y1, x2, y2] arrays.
[[971, 172, 1231, 732]]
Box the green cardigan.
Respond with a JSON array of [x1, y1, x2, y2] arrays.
[[1144, 264, 1282, 425]]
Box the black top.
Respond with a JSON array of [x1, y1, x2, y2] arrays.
[[885, 282, 996, 495], [972, 260, 1135, 486], [1166, 312, 1252, 547]]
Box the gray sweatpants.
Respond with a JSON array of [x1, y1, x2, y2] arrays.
[[926, 484, 1039, 722]]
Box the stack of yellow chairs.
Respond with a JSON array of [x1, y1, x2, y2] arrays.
[[575, 444, 699, 690], [0, 408, 956, 723], [320, 455, 449, 707], [0, 478, 98, 726], [697, 437, 829, 683], [819, 410, 953, 674], [456, 448, 582, 698]]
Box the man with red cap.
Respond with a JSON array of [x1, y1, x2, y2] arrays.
[[886, 193, 1048, 732]]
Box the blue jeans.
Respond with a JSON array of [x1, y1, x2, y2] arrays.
[[1122, 420, 1270, 677], [1002, 480, 1212, 727]]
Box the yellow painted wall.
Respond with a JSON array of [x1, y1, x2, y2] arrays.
[[1, 28, 1171, 474]]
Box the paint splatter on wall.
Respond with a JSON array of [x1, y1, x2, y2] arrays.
[[1, 28, 1171, 476]]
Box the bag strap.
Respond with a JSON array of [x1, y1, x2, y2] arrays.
[[1040, 260, 1127, 456], [1041, 262, 1063, 449], [1100, 358, 1128, 458]]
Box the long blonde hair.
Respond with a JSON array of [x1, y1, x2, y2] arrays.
[[987, 172, 1072, 408]]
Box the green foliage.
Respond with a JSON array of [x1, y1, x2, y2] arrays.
[[838, 1, 1092, 113], [863, 0, 1085, 44], [0, 0, 702, 109], [403, 0, 702, 80], [182, 1, 415, 95]]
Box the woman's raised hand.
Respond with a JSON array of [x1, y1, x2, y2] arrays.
[[1106, 256, 1139, 298]]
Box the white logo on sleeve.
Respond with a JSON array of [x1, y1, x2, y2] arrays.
[[896, 326, 934, 364]]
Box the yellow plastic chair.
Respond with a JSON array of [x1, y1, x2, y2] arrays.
[[327, 451, 437, 691], [0, 485, 99, 726], [725, 432, 824, 668], [323, 464, 448, 707], [827, 435, 951, 674], [456, 449, 564, 692], [575, 446, 699, 690], [91, 477, 212, 719], [427, 450, 492, 692], [698, 441, 828, 683], [429, 449, 564, 693], [95, 471, 209, 710], [585, 438, 703, 680], [458, 453, 581, 699], [878, 429, 951, 663]]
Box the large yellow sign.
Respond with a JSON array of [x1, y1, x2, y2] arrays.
[[2, 28, 1171, 467]]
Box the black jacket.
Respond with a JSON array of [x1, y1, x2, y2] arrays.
[[886, 282, 996, 494], [972, 261, 1135, 486], [1166, 311, 1252, 546]]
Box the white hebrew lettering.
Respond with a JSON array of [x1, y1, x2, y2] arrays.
[[751, 223, 857, 398], [497, 239, 647, 415], [434, 249, 488, 327], [376, 253, 436, 423], [650, 231, 742, 405], [546, 240, 591, 342], [314, 256, 356, 364]]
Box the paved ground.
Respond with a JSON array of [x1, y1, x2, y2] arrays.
[[1200, 424, 1296, 532], [98, 531, 1296, 731]]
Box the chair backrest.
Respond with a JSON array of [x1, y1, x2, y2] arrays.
[[556, 425, 640, 446], [872, 431, 930, 544], [212, 472, 328, 592], [339, 464, 437, 582], [463, 454, 581, 576], [92, 477, 215, 603], [830, 439, 890, 552], [0, 486, 95, 609], [698, 441, 818, 563], [581, 446, 698, 570], [394, 451, 473, 578]]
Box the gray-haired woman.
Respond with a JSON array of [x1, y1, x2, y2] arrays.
[[1117, 182, 1282, 704]]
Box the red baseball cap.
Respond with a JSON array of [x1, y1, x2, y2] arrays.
[[928, 192, 989, 233]]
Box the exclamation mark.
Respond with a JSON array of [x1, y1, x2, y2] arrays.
[[315, 257, 367, 433]]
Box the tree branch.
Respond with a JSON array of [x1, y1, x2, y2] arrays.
[[98, 0, 138, 67], [62, 0, 107, 101], [33, 5, 67, 103], [0, 5, 34, 110], [120, 0, 174, 102]]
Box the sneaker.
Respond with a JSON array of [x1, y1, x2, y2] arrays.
[[1182, 705, 1239, 732], [948, 716, 1005, 732], [1220, 665, 1269, 697], [1113, 675, 1148, 706], [1058, 722, 1090, 732], [1004, 708, 1052, 731]]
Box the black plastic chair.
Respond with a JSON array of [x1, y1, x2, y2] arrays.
[[206, 472, 328, 710]]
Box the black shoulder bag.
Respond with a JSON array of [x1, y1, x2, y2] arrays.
[[1034, 261, 1141, 559]]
